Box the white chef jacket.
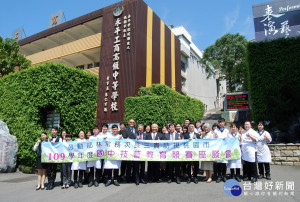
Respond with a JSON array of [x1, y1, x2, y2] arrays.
[[256, 130, 272, 163], [241, 128, 259, 162]]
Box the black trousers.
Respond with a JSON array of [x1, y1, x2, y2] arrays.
[[62, 163, 72, 185], [258, 163, 270, 176], [148, 161, 160, 181], [243, 160, 258, 179], [121, 161, 127, 176], [230, 168, 241, 176], [106, 169, 119, 180], [187, 162, 199, 178], [168, 162, 181, 179], [74, 170, 84, 183], [89, 167, 102, 182], [126, 161, 135, 182], [135, 161, 145, 182], [216, 163, 227, 177], [47, 163, 57, 184]]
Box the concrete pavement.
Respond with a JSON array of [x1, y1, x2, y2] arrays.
[[0, 165, 299, 202]]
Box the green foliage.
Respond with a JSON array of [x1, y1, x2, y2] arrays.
[[201, 33, 248, 92], [247, 37, 300, 131], [124, 84, 204, 128], [0, 63, 98, 167], [0, 36, 31, 77]]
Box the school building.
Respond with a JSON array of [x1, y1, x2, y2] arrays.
[[18, 0, 225, 125]]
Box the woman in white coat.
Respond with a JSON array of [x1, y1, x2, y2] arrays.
[[241, 121, 259, 183], [200, 123, 214, 183], [227, 123, 242, 182], [256, 121, 272, 180], [104, 124, 122, 187], [71, 130, 87, 188]]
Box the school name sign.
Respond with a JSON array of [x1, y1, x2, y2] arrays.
[[41, 138, 241, 163]]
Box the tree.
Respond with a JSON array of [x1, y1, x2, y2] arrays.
[[0, 36, 31, 77], [200, 33, 248, 92]]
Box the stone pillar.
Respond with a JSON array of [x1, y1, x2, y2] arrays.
[[0, 120, 18, 173]]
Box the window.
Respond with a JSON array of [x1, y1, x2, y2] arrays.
[[46, 111, 60, 131], [181, 61, 186, 72], [94, 62, 100, 67], [87, 63, 94, 69]]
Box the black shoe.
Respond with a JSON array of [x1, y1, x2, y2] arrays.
[[251, 178, 257, 183], [105, 180, 112, 187], [49, 183, 54, 190], [167, 179, 172, 184], [156, 179, 162, 183], [94, 181, 99, 187], [74, 182, 78, 189], [140, 179, 147, 184], [46, 184, 50, 190], [113, 180, 120, 186], [216, 176, 222, 183], [258, 174, 263, 179], [187, 178, 191, 184], [176, 177, 181, 184], [88, 181, 93, 187], [235, 176, 241, 182], [266, 175, 271, 180], [243, 177, 249, 181], [222, 176, 227, 182], [36, 186, 41, 191], [78, 182, 83, 188], [135, 181, 139, 185], [193, 178, 198, 184], [41, 187, 45, 190]]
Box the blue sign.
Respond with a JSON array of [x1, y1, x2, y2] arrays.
[[252, 0, 300, 41]]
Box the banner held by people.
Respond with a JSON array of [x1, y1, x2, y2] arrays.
[[42, 138, 241, 163]]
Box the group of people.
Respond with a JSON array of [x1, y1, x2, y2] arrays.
[[33, 118, 272, 190]]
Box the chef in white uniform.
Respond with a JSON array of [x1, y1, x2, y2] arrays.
[[104, 124, 122, 187], [241, 121, 259, 183], [227, 123, 242, 182], [87, 125, 108, 187], [213, 118, 229, 183], [71, 130, 87, 188], [256, 121, 272, 180]]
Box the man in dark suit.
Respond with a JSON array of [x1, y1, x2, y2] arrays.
[[184, 122, 201, 184], [122, 119, 137, 183], [135, 124, 147, 185], [145, 123, 163, 183], [165, 123, 182, 184]]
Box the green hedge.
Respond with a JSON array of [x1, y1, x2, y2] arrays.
[[0, 63, 98, 167], [124, 84, 204, 127], [247, 37, 300, 131]]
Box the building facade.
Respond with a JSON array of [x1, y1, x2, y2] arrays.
[[171, 26, 226, 111]]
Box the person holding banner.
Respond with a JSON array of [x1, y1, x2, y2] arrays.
[[214, 118, 229, 183], [72, 131, 87, 188], [123, 119, 137, 183], [184, 123, 201, 184], [241, 121, 259, 183], [135, 124, 147, 185], [104, 124, 122, 187], [33, 132, 48, 190], [145, 123, 163, 183], [227, 123, 242, 182], [119, 122, 127, 181], [200, 123, 214, 183], [87, 125, 106, 187], [165, 123, 181, 184], [256, 121, 272, 180], [61, 133, 72, 189], [46, 126, 61, 190]]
